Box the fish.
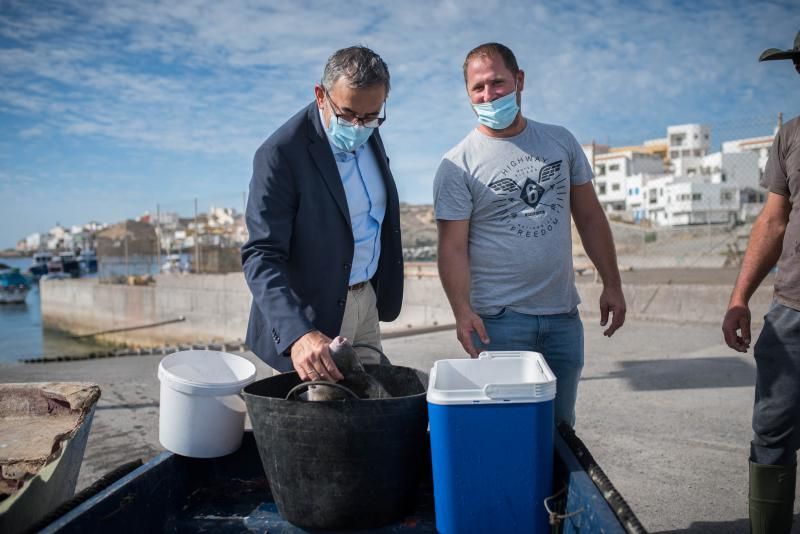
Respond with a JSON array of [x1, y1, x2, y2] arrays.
[[302, 337, 392, 401]]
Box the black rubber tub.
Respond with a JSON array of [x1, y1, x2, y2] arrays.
[[242, 365, 429, 530]]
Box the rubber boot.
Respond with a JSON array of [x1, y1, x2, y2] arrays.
[[749, 461, 796, 534]]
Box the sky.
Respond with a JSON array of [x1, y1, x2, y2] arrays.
[[0, 0, 798, 249]]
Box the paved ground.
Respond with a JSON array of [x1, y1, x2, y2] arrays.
[[3, 318, 799, 533]]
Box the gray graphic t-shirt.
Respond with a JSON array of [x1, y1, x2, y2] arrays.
[[434, 118, 593, 316]]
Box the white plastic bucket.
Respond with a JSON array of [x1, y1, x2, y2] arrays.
[[158, 350, 257, 458]]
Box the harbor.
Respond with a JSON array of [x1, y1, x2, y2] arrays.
[[3, 3, 799, 532], [0, 263, 794, 532], [0, 257, 112, 364], [0, 310, 782, 533], [4, 257, 778, 358]]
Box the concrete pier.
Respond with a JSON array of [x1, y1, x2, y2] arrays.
[[40, 274, 251, 347], [3, 317, 798, 533], [40, 267, 775, 349], [2, 266, 791, 532]]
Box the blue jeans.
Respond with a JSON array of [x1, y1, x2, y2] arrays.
[[473, 307, 584, 426], [751, 302, 800, 465]]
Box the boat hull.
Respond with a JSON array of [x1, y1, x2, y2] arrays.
[[0, 383, 100, 534], [38, 427, 643, 533], [0, 287, 29, 304]]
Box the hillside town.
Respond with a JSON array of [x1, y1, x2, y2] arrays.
[[583, 120, 776, 226], [12, 206, 248, 257], [8, 117, 780, 267]]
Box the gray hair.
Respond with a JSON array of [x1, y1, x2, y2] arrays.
[[321, 46, 391, 95]]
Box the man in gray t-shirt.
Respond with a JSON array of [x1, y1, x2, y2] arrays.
[[434, 42, 626, 426], [722, 31, 800, 534]]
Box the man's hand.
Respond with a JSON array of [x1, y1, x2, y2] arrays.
[[722, 304, 751, 353], [599, 285, 626, 337], [571, 183, 626, 337], [720, 193, 790, 353], [455, 310, 490, 358], [290, 330, 344, 382]]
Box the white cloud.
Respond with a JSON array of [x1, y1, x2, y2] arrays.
[[0, 0, 798, 247], [19, 126, 44, 139]]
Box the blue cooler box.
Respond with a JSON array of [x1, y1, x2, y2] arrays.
[[427, 351, 556, 534]]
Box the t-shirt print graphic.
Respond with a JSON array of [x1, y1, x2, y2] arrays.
[[487, 159, 566, 239]]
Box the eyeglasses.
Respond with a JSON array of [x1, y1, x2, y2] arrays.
[[325, 89, 386, 128]]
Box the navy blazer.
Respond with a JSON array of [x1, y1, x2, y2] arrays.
[[242, 102, 404, 371]]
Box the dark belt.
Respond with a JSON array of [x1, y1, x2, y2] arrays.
[[348, 280, 369, 291]]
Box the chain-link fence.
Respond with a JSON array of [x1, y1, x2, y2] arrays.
[[400, 111, 797, 271], [92, 192, 246, 283], [96, 219, 159, 283], [578, 113, 795, 270], [102, 112, 798, 280], [150, 192, 247, 277]]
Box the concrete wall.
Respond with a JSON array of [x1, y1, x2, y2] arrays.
[[575, 282, 774, 326], [40, 274, 251, 347], [41, 272, 775, 349], [40, 273, 451, 348]]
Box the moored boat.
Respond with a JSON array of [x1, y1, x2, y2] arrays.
[[35, 425, 645, 533], [0, 266, 30, 304], [77, 249, 98, 274], [58, 252, 81, 278], [45, 256, 64, 277], [0, 383, 101, 534], [160, 253, 189, 274], [28, 251, 52, 279]]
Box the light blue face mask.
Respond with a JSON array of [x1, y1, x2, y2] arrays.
[[472, 88, 520, 130], [326, 115, 374, 153]]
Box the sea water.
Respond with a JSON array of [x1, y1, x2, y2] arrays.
[[0, 257, 112, 364]]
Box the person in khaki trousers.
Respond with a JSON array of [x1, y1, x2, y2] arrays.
[[242, 46, 403, 380], [722, 30, 800, 534]]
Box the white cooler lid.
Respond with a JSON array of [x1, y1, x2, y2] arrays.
[[427, 351, 556, 405], [158, 350, 256, 396]]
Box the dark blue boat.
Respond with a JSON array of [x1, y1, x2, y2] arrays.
[[35, 426, 645, 533], [28, 251, 52, 280], [77, 250, 98, 274], [58, 252, 81, 278], [0, 266, 30, 304]]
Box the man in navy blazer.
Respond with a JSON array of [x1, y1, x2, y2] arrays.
[[242, 46, 403, 380]]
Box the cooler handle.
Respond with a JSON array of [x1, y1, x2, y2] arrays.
[[427, 364, 437, 391], [478, 351, 531, 360], [483, 383, 538, 399]]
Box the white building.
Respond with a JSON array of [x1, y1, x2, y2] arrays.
[[578, 121, 776, 227], [25, 232, 43, 251], [85, 221, 106, 234], [48, 224, 67, 240], [233, 220, 248, 244], [722, 133, 775, 177], [155, 212, 180, 227], [46, 224, 69, 250], [722, 147, 771, 222], [208, 207, 236, 227], [667, 124, 711, 175], [644, 137, 668, 150], [581, 142, 610, 167], [644, 176, 739, 226], [625, 173, 672, 223], [592, 151, 665, 213], [698, 151, 760, 188]]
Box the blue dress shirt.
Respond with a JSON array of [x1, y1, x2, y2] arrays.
[[321, 111, 387, 285]]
